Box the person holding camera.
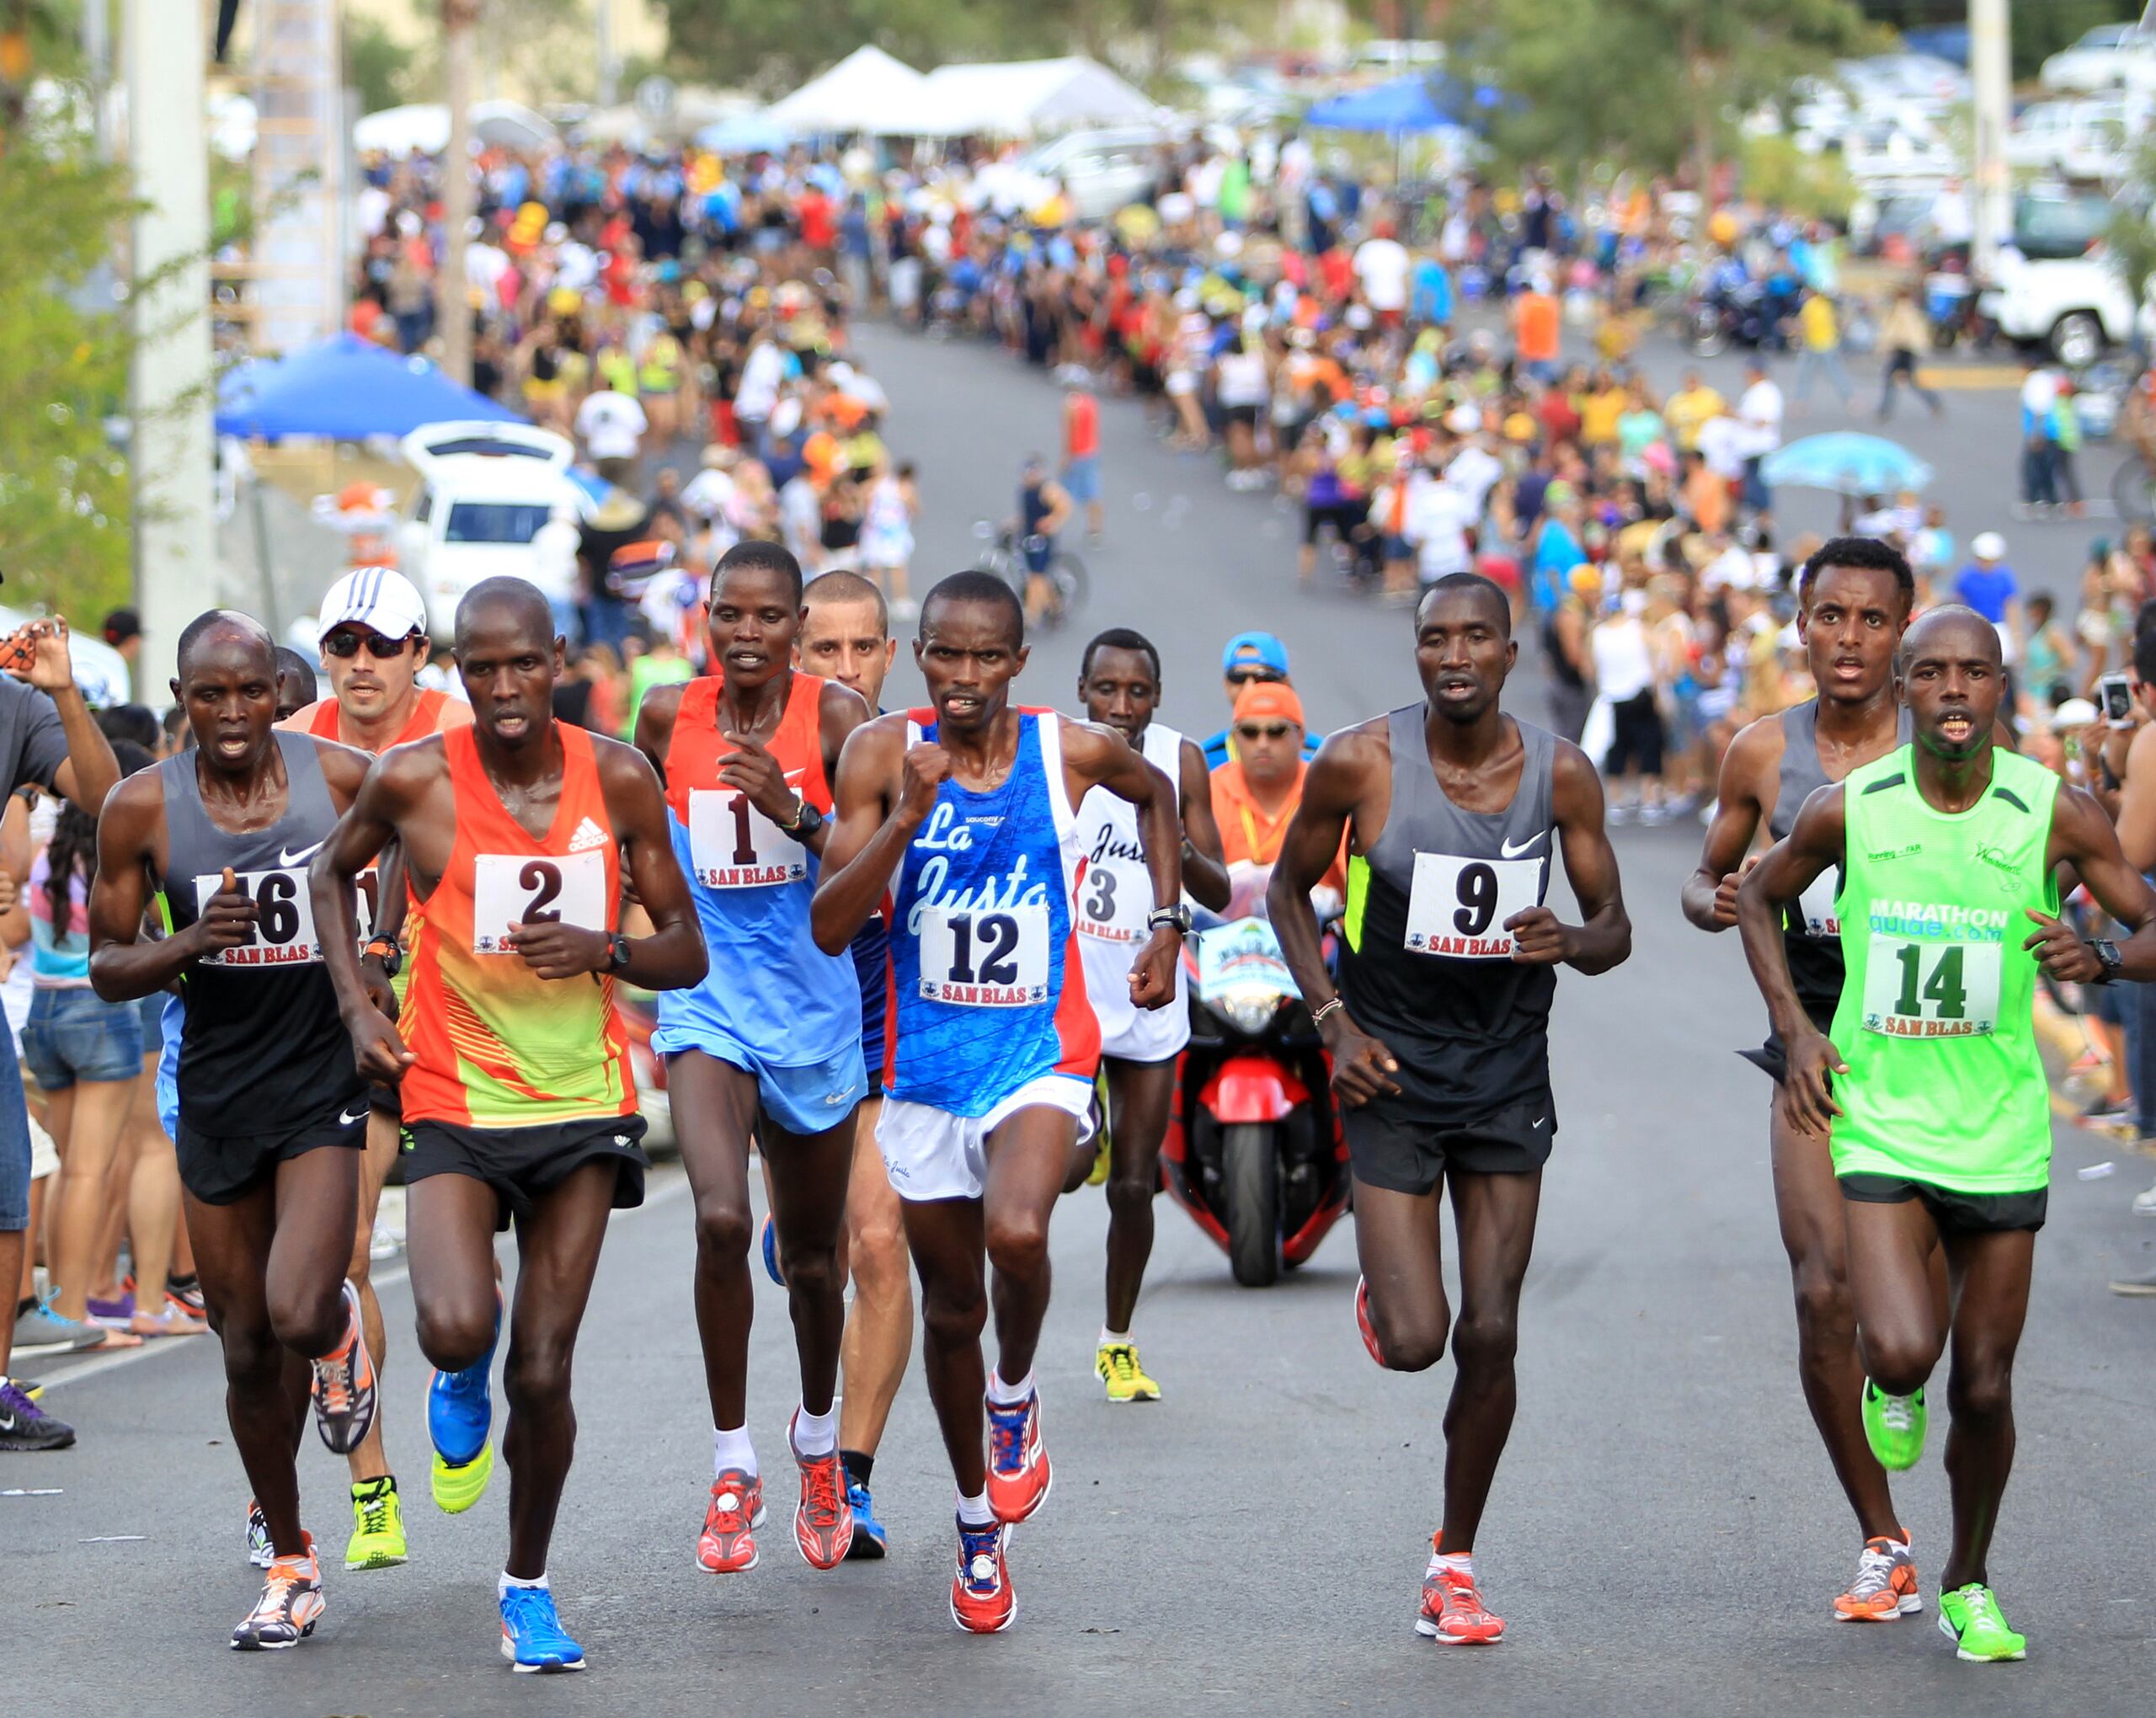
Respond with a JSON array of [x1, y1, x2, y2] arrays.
[[2092, 628, 2156, 1284]]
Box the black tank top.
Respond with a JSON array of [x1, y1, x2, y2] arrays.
[[1339, 707, 1559, 1119], [155, 733, 361, 1136]]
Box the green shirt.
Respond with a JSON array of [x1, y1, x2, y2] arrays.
[[1828, 744, 2058, 1194]]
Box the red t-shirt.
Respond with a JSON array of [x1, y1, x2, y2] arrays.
[[1064, 392, 1100, 460], [798, 189, 835, 248]]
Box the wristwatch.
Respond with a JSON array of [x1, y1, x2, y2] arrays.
[[361, 937, 403, 979], [781, 798, 825, 839], [607, 932, 632, 973], [1146, 904, 1193, 936], [2090, 938, 2124, 985]]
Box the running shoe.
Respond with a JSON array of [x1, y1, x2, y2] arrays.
[[230, 1534, 324, 1651], [1861, 1379, 1927, 1471], [790, 1414, 854, 1569], [1834, 1534, 1920, 1621], [499, 1584, 585, 1673], [85, 1288, 135, 1327], [950, 1515, 1016, 1634], [845, 1478, 889, 1561], [696, 1469, 766, 1572], [9, 1300, 106, 1356], [1095, 1341, 1161, 1403], [760, 1213, 783, 1285], [166, 1278, 207, 1320], [310, 1280, 377, 1455], [985, 1386, 1051, 1524], [1354, 1276, 1385, 1366], [429, 1288, 501, 1514], [246, 1500, 273, 1569], [12, 1377, 40, 1400], [2132, 1178, 2156, 1218], [129, 1303, 208, 1338], [1938, 1583, 2027, 1662], [344, 1476, 408, 1571], [1417, 1547, 1506, 1645], [0, 1377, 73, 1451]]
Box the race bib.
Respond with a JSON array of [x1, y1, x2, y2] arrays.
[[915, 904, 1050, 1006], [687, 787, 807, 888], [1403, 852, 1541, 959], [1794, 868, 1841, 939], [1073, 857, 1149, 944], [1860, 935, 2003, 1039], [472, 849, 607, 954], [193, 868, 321, 967]]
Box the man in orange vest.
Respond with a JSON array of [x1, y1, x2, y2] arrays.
[[1210, 680, 1343, 919]]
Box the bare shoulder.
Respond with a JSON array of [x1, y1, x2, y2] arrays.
[[1720, 709, 1786, 790], [816, 676, 871, 724], [590, 729, 663, 791], [640, 679, 689, 727], [100, 766, 167, 843], [1057, 712, 1128, 766], [307, 735, 375, 792], [371, 731, 450, 803], [1311, 714, 1390, 776]]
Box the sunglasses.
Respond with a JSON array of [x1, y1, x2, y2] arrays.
[[1235, 722, 1293, 741], [1226, 666, 1282, 686], [323, 630, 419, 660]]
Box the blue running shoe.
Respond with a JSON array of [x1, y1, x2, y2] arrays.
[[499, 1585, 585, 1673], [845, 1479, 889, 1561], [430, 1288, 502, 1514], [760, 1213, 782, 1286]]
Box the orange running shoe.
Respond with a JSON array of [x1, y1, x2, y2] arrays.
[[231, 1533, 326, 1651], [309, 1280, 377, 1454], [949, 1516, 1017, 1634], [1417, 1542, 1505, 1645], [1833, 1534, 1920, 1621], [985, 1386, 1051, 1525], [790, 1411, 854, 1570], [1355, 1276, 1385, 1366], [696, 1470, 766, 1573]]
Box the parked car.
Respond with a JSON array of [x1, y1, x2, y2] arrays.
[[2004, 99, 2130, 183], [963, 127, 1166, 222], [1977, 249, 2137, 366], [2041, 24, 2156, 94], [395, 421, 588, 638]]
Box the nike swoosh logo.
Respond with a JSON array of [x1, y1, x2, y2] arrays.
[[1530, 1116, 1547, 1128], [1500, 833, 1545, 859], [278, 839, 327, 867], [339, 1102, 370, 1126]]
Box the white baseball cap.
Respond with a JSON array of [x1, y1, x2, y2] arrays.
[[317, 566, 429, 646], [1971, 531, 2006, 562]]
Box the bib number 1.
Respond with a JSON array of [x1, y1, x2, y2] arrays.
[[688, 787, 807, 888], [1860, 936, 2002, 1038]]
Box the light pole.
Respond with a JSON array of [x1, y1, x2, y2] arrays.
[[1969, 0, 2012, 280]]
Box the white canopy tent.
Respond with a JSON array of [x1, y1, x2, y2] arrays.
[[909, 57, 1159, 137], [353, 99, 557, 156], [766, 45, 931, 136]]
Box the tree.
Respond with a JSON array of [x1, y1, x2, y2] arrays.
[[1454, 0, 1876, 183], [345, 15, 416, 114]]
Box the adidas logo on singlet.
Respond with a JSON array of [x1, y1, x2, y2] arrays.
[[567, 817, 610, 854]]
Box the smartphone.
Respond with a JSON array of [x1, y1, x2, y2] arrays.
[[2100, 672, 2136, 730]]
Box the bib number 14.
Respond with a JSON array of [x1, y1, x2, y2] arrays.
[[1860, 936, 2002, 1038]]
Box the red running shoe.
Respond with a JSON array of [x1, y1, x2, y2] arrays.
[[985, 1386, 1051, 1524], [1355, 1276, 1385, 1366], [949, 1516, 1017, 1634], [790, 1411, 854, 1570], [696, 1469, 766, 1573], [1417, 1545, 1505, 1645]]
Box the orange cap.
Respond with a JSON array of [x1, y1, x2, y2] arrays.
[[1233, 680, 1305, 727]]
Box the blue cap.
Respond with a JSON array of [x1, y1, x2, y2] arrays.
[[1221, 631, 1290, 678]]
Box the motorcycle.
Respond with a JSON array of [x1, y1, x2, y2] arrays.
[[1159, 915, 1351, 1287]]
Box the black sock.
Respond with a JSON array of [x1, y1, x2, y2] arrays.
[[354, 1474, 396, 1497], [16, 1296, 35, 1319], [841, 1449, 873, 1488], [168, 1272, 198, 1291]]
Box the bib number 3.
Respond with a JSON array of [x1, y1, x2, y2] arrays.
[[1074, 859, 1148, 943], [917, 905, 1049, 1006], [1860, 936, 2003, 1038], [194, 869, 320, 966], [1403, 852, 1541, 959], [473, 850, 607, 954]]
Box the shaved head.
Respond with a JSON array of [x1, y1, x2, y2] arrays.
[[1903, 603, 2002, 667], [455, 576, 557, 653], [175, 608, 275, 676]]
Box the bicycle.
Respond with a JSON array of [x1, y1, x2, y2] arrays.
[[2111, 449, 2156, 525], [970, 519, 1089, 630]]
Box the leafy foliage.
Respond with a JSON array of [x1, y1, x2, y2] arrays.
[[345, 14, 418, 115]]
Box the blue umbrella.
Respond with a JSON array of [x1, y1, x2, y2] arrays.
[[1761, 432, 1934, 497], [1304, 75, 1504, 136], [214, 332, 523, 440]]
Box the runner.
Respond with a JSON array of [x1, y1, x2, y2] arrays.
[[312, 576, 705, 1673], [1737, 603, 2156, 1665], [811, 570, 1184, 1633], [798, 568, 905, 1555], [1682, 535, 1926, 1619], [631, 542, 870, 1576], [279, 566, 473, 1571], [1268, 572, 1630, 1646], [87, 611, 380, 1649], [1070, 627, 1230, 1401]]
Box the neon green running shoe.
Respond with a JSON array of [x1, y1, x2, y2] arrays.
[[1938, 1583, 2026, 1662], [1861, 1379, 1926, 1471], [344, 1475, 409, 1570], [431, 1439, 494, 1515]]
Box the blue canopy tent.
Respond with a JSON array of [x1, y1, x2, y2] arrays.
[[215, 333, 523, 440]]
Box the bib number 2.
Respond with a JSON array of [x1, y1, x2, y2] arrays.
[[1861, 936, 2002, 1038], [917, 905, 1049, 1006], [473, 850, 607, 953]]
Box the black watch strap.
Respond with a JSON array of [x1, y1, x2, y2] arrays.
[[609, 932, 632, 972], [2094, 938, 2125, 984]]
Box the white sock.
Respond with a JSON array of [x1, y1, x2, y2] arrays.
[[956, 1489, 995, 1528], [792, 1403, 838, 1457], [1100, 1326, 1129, 1347], [1428, 1549, 1474, 1580], [713, 1424, 758, 1479], [986, 1368, 1034, 1407], [499, 1570, 548, 1594]]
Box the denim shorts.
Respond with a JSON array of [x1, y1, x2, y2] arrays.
[[22, 986, 145, 1091], [1061, 456, 1102, 504], [0, 1009, 26, 1230]]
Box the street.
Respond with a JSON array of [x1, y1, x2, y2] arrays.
[[10, 323, 2156, 1717]]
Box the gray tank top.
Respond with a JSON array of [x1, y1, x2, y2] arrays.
[[1337, 707, 1558, 1116], [156, 733, 360, 1135]]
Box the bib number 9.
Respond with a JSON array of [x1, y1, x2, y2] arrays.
[[1860, 936, 2003, 1038], [472, 849, 607, 954], [917, 904, 1049, 1006], [194, 869, 321, 966], [688, 787, 807, 888], [1403, 852, 1541, 959]]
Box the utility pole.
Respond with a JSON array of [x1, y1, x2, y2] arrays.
[[596, 0, 619, 108], [125, 0, 218, 698], [1969, 0, 2011, 280], [437, 0, 480, 384]]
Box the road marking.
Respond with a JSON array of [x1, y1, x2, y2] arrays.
[[1914, 365, 2023, 390]]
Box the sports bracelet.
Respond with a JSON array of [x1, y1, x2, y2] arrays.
[[1310, 997, 1344, 1026]]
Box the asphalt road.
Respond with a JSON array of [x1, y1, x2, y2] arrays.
[[13, 322, 2156, 1716]]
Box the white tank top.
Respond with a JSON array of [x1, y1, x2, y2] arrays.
[[1074, 722, 1190, 1062]]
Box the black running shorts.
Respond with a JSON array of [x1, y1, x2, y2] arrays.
[[399, 1115, 648, 1231], [1343, 1093, 1554, 1197], [177, 1091, 369, 1206], [1740, 995, 1840, 1087], [1838, 1173, 2047, 1235]]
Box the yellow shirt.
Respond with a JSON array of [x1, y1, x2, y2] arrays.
[[1663, 385, 1725, 453], [1799, 295, 1838, 352], [1579, 388, 1626, 448]]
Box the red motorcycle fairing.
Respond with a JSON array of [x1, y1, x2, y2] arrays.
[[1198, 1055, 1309, 1124]]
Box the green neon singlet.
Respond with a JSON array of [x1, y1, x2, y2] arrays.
[[1827, 744, 2058, 1195]]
